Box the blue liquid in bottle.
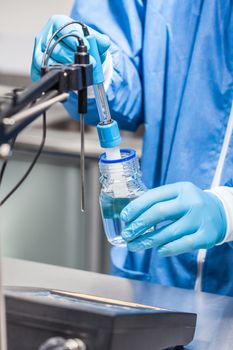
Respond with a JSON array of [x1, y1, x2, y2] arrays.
[[100, 193, 136, 246]]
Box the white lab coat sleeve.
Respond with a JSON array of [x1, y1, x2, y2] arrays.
[[208, 186, 233, 243]]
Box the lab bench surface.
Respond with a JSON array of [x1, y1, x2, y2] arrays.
[[3, 257, 233, 350]]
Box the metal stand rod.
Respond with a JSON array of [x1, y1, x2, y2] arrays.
[[3, 93, 68, 126], [80, 113, 85, 212]]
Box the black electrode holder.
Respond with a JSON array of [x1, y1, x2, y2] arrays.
[[0, 58, 93, 145], [75, 44, 90, 114]]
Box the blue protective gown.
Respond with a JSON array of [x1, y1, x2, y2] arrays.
[[68, 0, 233, 296]]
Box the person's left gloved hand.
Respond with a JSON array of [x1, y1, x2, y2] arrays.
[[120, 182, 227, 256], [31, 15, 110, 82]]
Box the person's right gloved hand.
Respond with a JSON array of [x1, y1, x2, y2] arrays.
[[31, 15, 110, 82], [120, 182, 227, 256]]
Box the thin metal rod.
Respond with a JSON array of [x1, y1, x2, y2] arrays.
[[80, 113, 85, 212], [3, 93, 69, 126]]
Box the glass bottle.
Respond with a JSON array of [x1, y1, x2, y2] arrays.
[[99, 148, 150, 247]]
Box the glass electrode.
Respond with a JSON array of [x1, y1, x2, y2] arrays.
[[94, 84, 122, 161], [94, 84, 112, 124], [99, 148, 153, 246]]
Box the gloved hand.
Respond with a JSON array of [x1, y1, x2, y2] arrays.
[[120, 182, 227, 256], [31, 15, 110, 81]]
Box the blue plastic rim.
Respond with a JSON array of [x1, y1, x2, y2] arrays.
[[99, 148, 136, 164]]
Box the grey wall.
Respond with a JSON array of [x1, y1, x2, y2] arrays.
[[0, 1, 73, 75]]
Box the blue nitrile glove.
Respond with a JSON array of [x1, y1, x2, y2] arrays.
[[31, 15, 110, 81], [120, 182, 227, 256]]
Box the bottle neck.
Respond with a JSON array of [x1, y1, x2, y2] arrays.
[[99, 156, 141, 181], [99, 148, 147, 197]]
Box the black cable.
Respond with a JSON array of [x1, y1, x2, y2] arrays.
[[0, 111, 47, 207], [0, 96, 40, 184], [41, 20, 89, 68], [45, 33, 84, 68]]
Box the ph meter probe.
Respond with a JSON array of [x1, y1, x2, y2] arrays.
[[85, 33, 122, 151]]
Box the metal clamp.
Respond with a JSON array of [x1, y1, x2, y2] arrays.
[[65, 338, 86, 350]]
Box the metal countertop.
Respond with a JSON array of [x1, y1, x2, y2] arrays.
[[3, 258, 233, 349]]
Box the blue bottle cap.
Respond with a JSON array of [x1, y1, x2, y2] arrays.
[[97, 119, 122, 148]]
